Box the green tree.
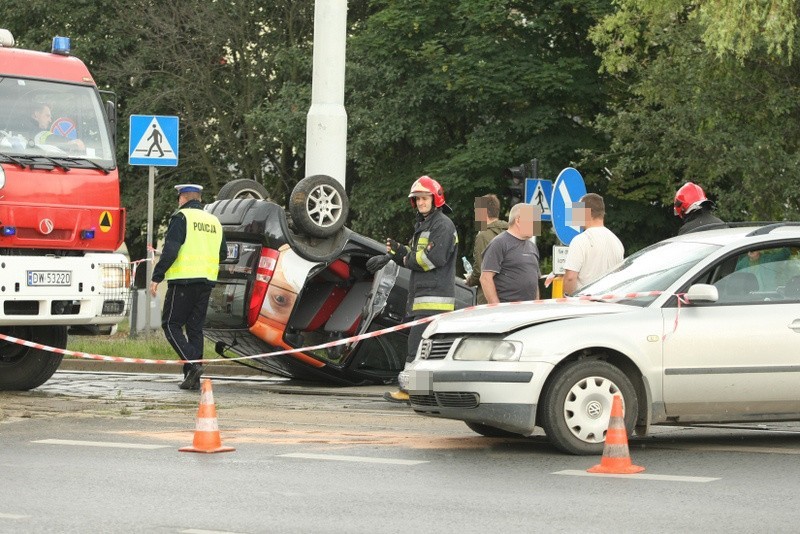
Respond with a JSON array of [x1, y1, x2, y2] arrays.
[[346, 0, 614, 259], [591, 0, 800, 234]]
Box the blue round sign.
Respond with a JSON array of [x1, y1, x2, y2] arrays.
[[551, 167, 587, 245]]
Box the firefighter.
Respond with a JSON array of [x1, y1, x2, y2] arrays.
[[674, 182, 724, 235], [150, 184, 227, 390], [384, 176, 458, 403]]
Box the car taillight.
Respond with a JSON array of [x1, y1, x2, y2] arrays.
[[247, 247, 280, 326]]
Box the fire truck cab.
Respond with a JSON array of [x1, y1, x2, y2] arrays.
[[0, 29, 130, 390]]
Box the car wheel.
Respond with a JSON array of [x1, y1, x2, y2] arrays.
[[539, 359, 637, 455], [289, 175, 349, 238], [0, 326, 66, 390], [217, 179, 270, 200], [465, 421, 523, 438]]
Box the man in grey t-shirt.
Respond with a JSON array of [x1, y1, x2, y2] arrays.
[[480, 203, 541, 303]]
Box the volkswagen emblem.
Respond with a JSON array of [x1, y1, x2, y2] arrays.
[[39, 218, 54, 235], [586, 400, 603, 419]]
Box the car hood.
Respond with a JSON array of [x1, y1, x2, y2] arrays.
[[425, 300, 635, 336]]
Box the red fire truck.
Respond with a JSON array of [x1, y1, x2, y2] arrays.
[[0, 30, 129, 390]]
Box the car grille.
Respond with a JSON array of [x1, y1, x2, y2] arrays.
[[410, 392, 479, 409], [419, 338, 456, 360]]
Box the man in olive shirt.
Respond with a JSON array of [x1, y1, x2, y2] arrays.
[[150, 184, 227, 390], [465, 194, 508, 304]]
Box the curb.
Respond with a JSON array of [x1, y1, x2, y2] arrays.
[[59, 358, 272, 377]]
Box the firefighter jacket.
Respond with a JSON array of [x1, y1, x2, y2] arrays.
[[403, 208, 458, 315], [678, 207, 724, 235]]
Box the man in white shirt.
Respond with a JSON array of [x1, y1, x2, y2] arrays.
[[562, 193, 624, 295]]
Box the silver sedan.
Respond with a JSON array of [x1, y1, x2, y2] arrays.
[[403, 223, 800, 454]]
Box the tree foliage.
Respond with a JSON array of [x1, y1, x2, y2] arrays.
[[347, 0, 613, 256], [9, 0, 797, 269], [591, 0, 800, 232]]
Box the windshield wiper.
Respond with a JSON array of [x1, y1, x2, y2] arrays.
[[51, 156, 112, 175], [34, 156, 71, 172], [0, 152, 28, 169]]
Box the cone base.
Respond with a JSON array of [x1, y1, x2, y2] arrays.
[[587, 463, 645, 474], [179, 445, 236, 453]]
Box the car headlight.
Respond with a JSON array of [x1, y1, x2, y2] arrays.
[[453, 338, 521, 361]]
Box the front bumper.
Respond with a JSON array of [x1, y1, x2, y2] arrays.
[[0, 253, 130, 326], [404, 360, 553, 436]]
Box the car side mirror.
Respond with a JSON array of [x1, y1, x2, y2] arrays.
[[685, 283, 719, 303]]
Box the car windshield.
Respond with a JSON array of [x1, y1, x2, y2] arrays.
[[576, 241, 721, 306], [0, 76, 114, 166]]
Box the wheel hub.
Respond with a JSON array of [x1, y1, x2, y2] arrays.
[[585, 400, 603, 419]]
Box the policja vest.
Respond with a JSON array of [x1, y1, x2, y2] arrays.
[[164, 208, 223, 282]]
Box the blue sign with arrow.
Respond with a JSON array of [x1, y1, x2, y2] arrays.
[[551, 167, 587, 245], [129, 115, 179, 166]]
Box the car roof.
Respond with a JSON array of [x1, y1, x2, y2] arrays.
[[668, 223, 800, 248]]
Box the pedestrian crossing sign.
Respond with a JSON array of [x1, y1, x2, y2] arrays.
[[525, 178, 552, 221], [128, 115, 179, 166]]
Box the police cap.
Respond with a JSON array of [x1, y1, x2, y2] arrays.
[[174, 184, 203, 195]]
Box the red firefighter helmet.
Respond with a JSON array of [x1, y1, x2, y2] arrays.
[[674, 182, 711, 218], [408, 176, 447, 209]]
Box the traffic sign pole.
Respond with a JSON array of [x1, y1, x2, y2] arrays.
[[129, 115, 179, 336], [145, 165, 155, 335]]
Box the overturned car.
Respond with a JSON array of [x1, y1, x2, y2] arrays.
[[204, 176, 474, 385]]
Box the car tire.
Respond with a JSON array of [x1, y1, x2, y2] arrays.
[[289, 175, 349, 238], [217, 179, 270, 201], [0, 326, 67, 390], [539, 359, 637, 455], [465, 421, 523, 438]]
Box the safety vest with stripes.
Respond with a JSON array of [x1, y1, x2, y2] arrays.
[[164, 208, 223, 282]]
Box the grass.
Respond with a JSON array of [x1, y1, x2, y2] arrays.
[[65, 319, 217, 361]]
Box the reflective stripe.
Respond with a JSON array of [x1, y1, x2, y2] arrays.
[[195, 417, 220, 432], [415, 234, 435, 270], [34, 131, 52, 145], [416, 249, 436, 271], [412, 296, 455, 311], [165, 209, 223, 281]]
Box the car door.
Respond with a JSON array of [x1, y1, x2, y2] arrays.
[[661, 243, 800, 420]]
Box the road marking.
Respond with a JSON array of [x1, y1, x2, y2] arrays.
[[181, 530, 246, 534], [33, 439, 170, 450], [0, 513, 28, 520], [554, 470, 719, 483], [657, 444, 800, 455], [279, 452, 428, 465]]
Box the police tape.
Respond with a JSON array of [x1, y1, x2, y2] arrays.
[[0, 291, 667, 366]]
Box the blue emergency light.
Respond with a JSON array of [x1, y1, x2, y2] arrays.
[[52, 36, 70, 55], [80, 229, 96, 240], [1, 226, 16, 236]]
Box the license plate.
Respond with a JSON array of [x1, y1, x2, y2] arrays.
[[27, 270, 72, 287], [226, 243, 240, 260]]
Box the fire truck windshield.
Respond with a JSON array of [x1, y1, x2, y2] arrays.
[[0, 76, 114, 166]]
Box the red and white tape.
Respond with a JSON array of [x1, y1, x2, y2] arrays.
[[0, 291, 668, 366]]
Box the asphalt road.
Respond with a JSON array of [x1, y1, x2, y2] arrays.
[[2, 370, 800, 533]]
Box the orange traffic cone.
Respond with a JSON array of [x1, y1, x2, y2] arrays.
[[587, 394, 643, 474], [179, 379, 235, 454]]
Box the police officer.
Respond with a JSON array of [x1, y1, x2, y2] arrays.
[[150, 184, 226, 390], [384, 176, 458, 403]]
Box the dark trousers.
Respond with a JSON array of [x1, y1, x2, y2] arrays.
[[406, 310, 439, 364], [161, 282, 213, 376]]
